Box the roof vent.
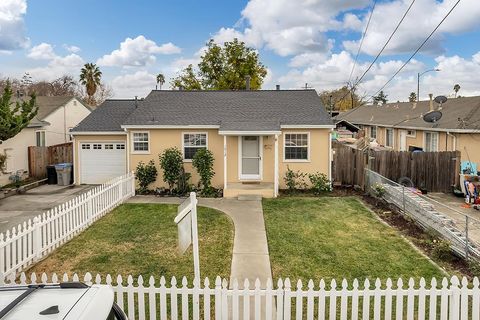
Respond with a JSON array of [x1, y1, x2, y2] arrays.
[[134, 96, 138, 108], [276, 84, 280, 91], [429, 93, 433, 112], [245, 75, 251, 90]]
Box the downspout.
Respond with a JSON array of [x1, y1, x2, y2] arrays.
[[447, 132, 456, 151], [328, 129, 333, 184], [72, 135, 77, 184]]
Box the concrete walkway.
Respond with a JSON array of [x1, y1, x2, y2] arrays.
[[127, 196, 272, 288]]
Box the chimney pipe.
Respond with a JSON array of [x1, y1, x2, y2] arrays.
[[178, 85, 183, 91], [276, 84, 280, 91], [429, 93, 433, 112], [134, 96, 138, 108], [245, 75, 251, 90]]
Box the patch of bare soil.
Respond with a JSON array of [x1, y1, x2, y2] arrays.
[[337, 187, 478, 278]]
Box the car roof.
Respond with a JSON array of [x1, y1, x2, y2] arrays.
[[0, 285, 113, 320]]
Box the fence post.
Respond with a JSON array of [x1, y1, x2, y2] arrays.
[[465, 216, 469, 261], [33, 217, 42, 261], [87, 191, 93, 224], [131, 171, 136, 196], [402, 186, 406, 214]]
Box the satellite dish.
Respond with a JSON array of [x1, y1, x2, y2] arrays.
[[434, 95, 448, 104], [423, 110, 443, 123]]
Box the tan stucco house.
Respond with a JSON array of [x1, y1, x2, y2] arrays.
[[337, 95, 480, 165], [70, 89, 334, 198], [0, 96, 91, 185]]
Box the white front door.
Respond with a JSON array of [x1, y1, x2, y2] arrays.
[[399, 130, 407, 151], [239, 136, 262, 180]]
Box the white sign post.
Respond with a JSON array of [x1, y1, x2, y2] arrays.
[[174, 192, 200, 281]]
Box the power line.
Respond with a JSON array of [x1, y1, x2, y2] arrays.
[[353, 0, 416, 88], [348, 0, 378, 84], [337, 0, 417, 105], [369, 0, 461, 98]]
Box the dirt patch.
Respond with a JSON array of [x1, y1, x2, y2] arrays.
[[359, 190, 477, 278]]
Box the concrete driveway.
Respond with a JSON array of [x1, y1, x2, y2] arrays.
[[0, 184, 92, 234]]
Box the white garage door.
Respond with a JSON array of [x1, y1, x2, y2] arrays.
[[80, 142, 126, 184]]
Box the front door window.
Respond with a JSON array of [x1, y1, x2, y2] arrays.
[[241, 136, 261, 179]]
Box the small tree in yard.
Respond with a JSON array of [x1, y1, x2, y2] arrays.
[[135, 160, 158, 194], [192, 149, 215, 195], [284, 166, 307, 193], [0, 82, 38, 143], [159, 148, 183, 193]]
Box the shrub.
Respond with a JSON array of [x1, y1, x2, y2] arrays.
[[0, 153, 6, 173], [308, 172, 332, 194], [431, 240, 454, 261], [135, 160, 158, 193], [159, 148, 183, 193], [284, 166, 307, 193], [192, 149, 215, 195], [371, 183, 386, 198]]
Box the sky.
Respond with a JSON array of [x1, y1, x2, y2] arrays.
[[1, 0, 480, 102]]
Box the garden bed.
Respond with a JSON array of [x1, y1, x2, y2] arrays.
[[27, 203, 234, 281]]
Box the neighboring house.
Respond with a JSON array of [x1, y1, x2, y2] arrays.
[[70, 89, 334, 198], [338, 96, 480, 165], [0, 96, 91, 185]]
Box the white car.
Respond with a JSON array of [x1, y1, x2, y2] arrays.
[[0, 282, 127, 319]]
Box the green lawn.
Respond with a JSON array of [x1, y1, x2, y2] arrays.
[[29, 203, 234, 282], [263, 196, 446, 283]]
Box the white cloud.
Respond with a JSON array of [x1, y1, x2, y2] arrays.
[[343, 0, 480, 56], [27, 54, 85, 80], [277, 50, 480, 102], [63, 44, 81, 53], [27, 43, 56, 60], [111, 70, 157, 98], [0, 0, 29, 51], [97, 35, 181, 67], [211, 0, 369, 57]]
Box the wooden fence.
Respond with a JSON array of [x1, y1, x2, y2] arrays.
[[332, 143, 460, 193], [28, 142, 73, 178], [2, 272, 479, 320], [0, 173, 135, 278]]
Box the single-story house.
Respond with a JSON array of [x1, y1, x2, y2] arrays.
[[70, 89, 334, 198], [337, 95, 480, 165], [0, 96, 91, 185]]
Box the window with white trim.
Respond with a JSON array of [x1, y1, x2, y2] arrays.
[[105, 144, 114, 150], [35, 131, 46, 147], [385, 128, 394, 147], [425, 132, 438, 152], [93, 144, 102, 150], [370, 126, 377, 139], [132, 132, 149, 152], [81, 144, 90, 150], [284, 133, 309, 161], [116, 144, 125, 150], [183, 133, 207, 160]]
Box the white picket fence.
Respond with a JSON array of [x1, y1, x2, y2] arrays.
[[0, 172, 135, 278], [1, 273, 479, 320]]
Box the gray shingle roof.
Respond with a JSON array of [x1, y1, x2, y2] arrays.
[[71, 99, 138, 132], [338, 96, 480, 132], [122, 90, 333, 128]]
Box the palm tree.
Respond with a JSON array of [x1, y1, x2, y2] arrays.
[[156, 73, 165, 90], [80, 63, 102, 104], [453, 84, 460, 98]]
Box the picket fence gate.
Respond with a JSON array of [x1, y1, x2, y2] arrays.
[[0, 172, 135, 277], [2, 272, 479, 320]]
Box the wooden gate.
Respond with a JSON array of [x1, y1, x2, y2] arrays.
[[28, 142, 73, 178]]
